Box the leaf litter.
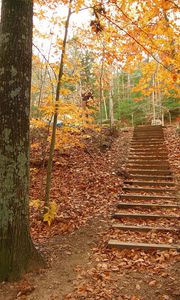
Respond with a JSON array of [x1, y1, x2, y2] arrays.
[[0, 126, 179, 300]]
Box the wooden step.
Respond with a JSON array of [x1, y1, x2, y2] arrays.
[[131, 145, 165, 148], [108, 240, 180, 251], [116, 202, 179, 209], [134, 126, 162, 130], [132, 140, 164, 142], [112, 224, 178, 232], [129, 156, 168, 160], [119, 194, 176, 200], [129, 169, 172, 175], [133, 131, 163, 133], [133, 132, 163, 134], [134, 129, 163, 132], [128, 160, 169, 165], [129, 151, 168, 156], [124, 180, 175, 187], [122, 187, 175, 193], [131, 144, 165, 147], [127, 165, 170, 170], [132, 141, 164, 144], [112, 213, 179, 219], [129, 175, 173, 180], [130, 149, 167, 153], [133, 135, 164, 138], [131, 143, 164, 147]]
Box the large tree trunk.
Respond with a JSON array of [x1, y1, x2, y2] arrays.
[[0, 0, 44, 281]]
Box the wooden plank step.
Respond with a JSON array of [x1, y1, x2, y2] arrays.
[[133, 130, 164, 137], [134, 128, 163, 131], [133, 134, 163, 136], [131, 140, 164, 142], [124, 180, 175, 187], [122, 187, 175, 193], [131, 138, 165, 145], [128, 158, 169, 167], [134, 127, 162, 129], [116, 202, 179, 209], [129, 155, 168, 159], [129, 169, 172, 175], [129, 157, 168, 161], [132, 139, 164, 142], [130, 149, 167, 152], [131, 144, 165, 147], [133, 131, 163, 134], [108, 240, 180, 251], [129, 151, 168, 155], [112, 213, 179, 219], [133, 137, 164, 139], [134, 129, 163, 131], [127, 165, 170, 170], [129, 175, 173, 180], [119, 194, 176, 200], [131, 142, 164, 144], [112, 224, 178, 232]]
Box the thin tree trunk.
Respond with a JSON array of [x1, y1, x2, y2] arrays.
[[0, 0, 44, 281], [99, 42, 105, 126], [44, 1, 72, 208], [152, 75, 156, 123], [169, 111, 171, 125], [102, 80, 108, 120], [109, 75, 114, 128]]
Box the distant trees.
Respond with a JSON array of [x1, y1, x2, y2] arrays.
[[0, 0, 43, 281]]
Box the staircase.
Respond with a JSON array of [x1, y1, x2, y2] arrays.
[[108, 125, 180, 251]]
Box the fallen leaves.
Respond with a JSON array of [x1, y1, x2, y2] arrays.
[[29, 128, 132, 242]]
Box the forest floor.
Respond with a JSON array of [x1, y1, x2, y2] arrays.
[[0, 126, 179, 300]]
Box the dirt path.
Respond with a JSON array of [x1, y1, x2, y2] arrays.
[[0, 218, 108, 300], [28, 218, 108, 300]]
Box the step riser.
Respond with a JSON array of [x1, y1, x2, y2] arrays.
[[119, 195, 176, 200], [129, 170, 172, 175], [108, 240, 180, 251], [130, 150, 168, 154], [129, 157, 168, 160], [132, 139, 164, 142], [132, 140, 164, 142], [129, 176, 173, 180], [112, 225, 177, 232], [128, 160, 169, 164], [130, 147, 166, 150], [130, 148, 167, 151], [133, 135, 164, 137], [124, 181, 175, 187], [131, 144, 165, 147], [127, 165, 170, 170], [122, 188, 175, 193], [113, 214, 179, 219], [117, 203, 179, 209]]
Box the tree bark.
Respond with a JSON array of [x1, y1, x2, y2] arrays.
[[109, 75, 114, 128], [0, 0, 44, 281]]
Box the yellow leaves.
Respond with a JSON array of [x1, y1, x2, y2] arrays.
[[31, 118, 46, 128], [30, 199, 41, 209], [43, 202, 58, 226], [74, 0, 85, 13], [60, 88, 71, 96]]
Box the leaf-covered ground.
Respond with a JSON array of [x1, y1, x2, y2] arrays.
[[0, 126, 179, 300]]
